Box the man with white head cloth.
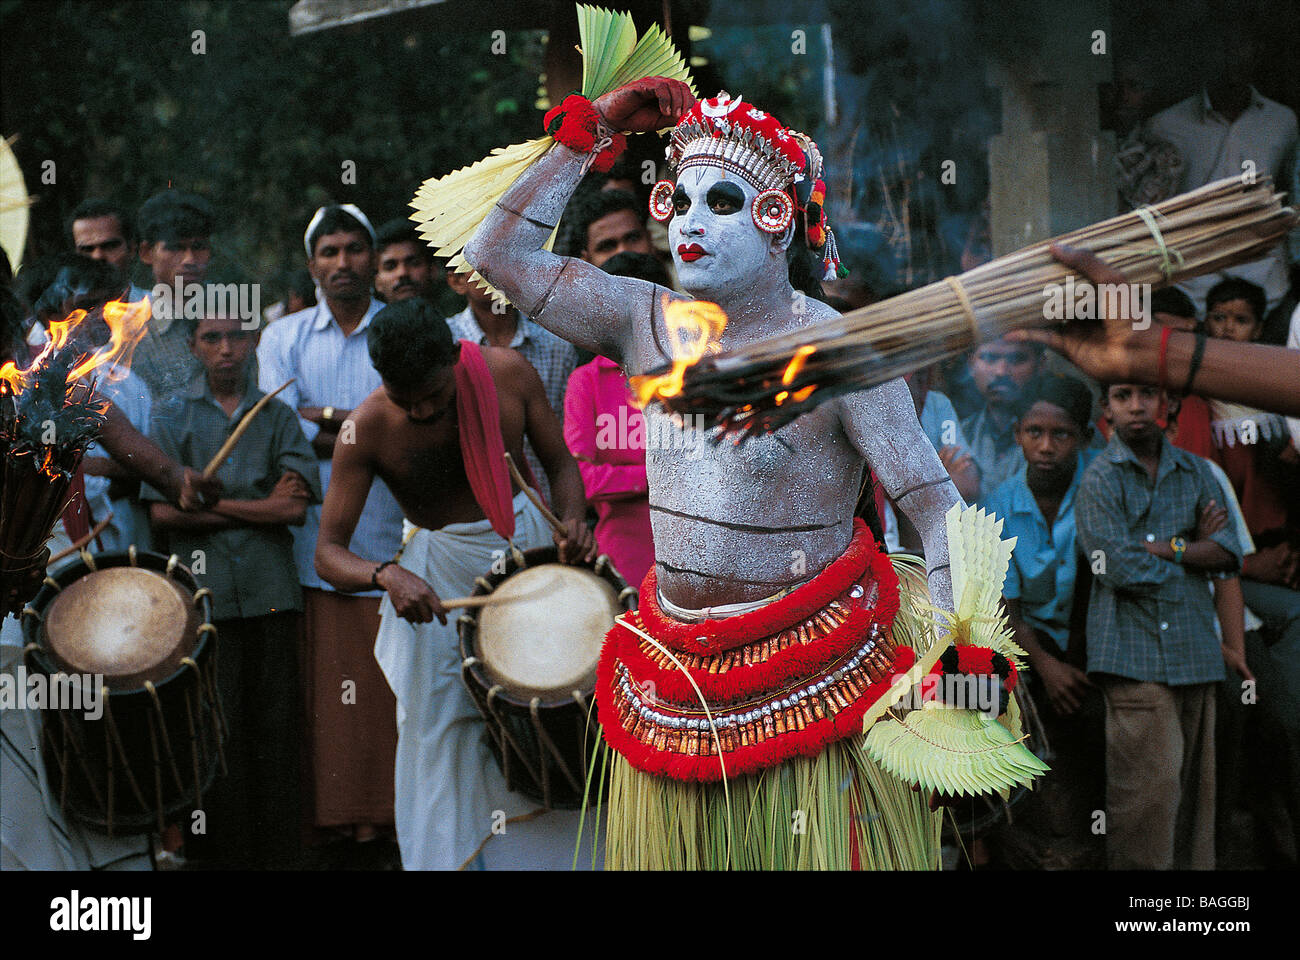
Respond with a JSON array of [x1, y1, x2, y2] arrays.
[[257, 204, 404, 860]]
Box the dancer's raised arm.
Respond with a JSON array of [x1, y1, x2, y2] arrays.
[[464, 77, 695, 363]]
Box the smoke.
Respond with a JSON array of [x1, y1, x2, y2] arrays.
[[697, 0, 997, 293]]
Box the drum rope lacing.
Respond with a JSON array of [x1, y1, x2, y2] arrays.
[[457, 547, 637, 863], [23, 549, 227, 835], [144, 680, 188, 803]]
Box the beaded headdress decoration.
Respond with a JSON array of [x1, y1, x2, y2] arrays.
[[648, 92, 845, 280]]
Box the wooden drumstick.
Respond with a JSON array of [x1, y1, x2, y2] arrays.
[[47, 511, 115, 565], [441, 594, 505, 610], [202, 379, 296, 479], [503, 452, 566, 537]]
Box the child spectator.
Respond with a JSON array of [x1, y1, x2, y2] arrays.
[[143, 312, 321, 868], [984, 374, 1102, 866], [1076, 382, 1243, 869], [986, 375, 1098, 713]]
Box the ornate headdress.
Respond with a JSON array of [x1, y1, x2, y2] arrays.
[[649, 92, 844, 280]]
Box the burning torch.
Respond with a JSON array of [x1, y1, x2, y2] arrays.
[[0, 296, 151, 614]]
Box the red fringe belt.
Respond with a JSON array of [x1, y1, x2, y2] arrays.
[[596, 519, 914, 781]]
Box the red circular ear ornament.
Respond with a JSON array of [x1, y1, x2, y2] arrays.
[[751, 188, 794, 234], [649, 180, 676, 222]]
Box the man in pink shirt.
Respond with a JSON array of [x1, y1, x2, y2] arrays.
[[562, 252, 668, 586]]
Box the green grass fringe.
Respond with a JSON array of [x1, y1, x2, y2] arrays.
[[584, 554, 943, 870]]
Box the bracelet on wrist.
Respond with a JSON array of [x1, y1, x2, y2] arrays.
[[373, 559, 397, 589]]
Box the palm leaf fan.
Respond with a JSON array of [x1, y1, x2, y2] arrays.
[[410, 3, 695, 303], [865, 702, 1050, 798], [0, 135, 31, 273]]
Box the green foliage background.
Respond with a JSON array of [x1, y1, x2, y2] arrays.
[[0, 0, 545, 296]]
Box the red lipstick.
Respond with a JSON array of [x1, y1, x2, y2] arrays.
[[677, 243, 706, 262]]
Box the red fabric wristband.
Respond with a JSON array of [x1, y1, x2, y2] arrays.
[[543, 94, 627, 171]]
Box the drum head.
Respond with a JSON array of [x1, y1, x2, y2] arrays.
[[43, 567, 196, 690], [475, 563, 618, 700]]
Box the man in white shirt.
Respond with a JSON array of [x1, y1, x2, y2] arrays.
[[257, 205, 403, 861], [1147, 30, 1297, 314]]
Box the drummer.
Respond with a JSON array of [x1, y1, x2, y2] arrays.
[[315, 296, 596, 870]]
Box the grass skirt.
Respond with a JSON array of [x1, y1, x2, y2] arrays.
[[581, 556, 943, 870]]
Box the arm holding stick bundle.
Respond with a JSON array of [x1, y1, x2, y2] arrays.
[[1009, 245, 1300, 417]]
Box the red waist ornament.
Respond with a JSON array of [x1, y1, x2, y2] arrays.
[[596, 519, 915, 781]]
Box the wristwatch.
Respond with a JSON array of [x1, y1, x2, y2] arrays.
[[1170, 536, 1187, 564], [321, 405, 336, 423]]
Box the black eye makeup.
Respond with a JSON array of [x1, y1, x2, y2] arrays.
[[706, 181, 746, 214], [672, 185, 691, 214]]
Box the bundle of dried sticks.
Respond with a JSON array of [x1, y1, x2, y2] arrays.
[[0, 370, 107, 612], [636, 176, 1296, 439]]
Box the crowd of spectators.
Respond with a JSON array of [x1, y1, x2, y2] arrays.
[[2, 37, 1297, 870]]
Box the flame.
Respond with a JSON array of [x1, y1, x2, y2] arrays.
[[772, 344, 818, 407], [0, 296, 152, 394], [781, 344, 815, 385], [629, 297, 728, 407], [0, 362, 21, 392]]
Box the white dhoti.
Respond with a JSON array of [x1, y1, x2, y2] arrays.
[[374, 491, 598, 870]]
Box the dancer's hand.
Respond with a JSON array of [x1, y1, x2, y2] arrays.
[[594, 77, 694, 133], [378, 565, 448, 625]]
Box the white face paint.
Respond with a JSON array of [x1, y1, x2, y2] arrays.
[[670, 166, 781, 299]]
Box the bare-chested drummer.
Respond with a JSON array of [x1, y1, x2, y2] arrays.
[[313, 297, 595, 870]]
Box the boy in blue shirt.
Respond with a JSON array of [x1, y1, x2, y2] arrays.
[[985, 374, 1102, 866]]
